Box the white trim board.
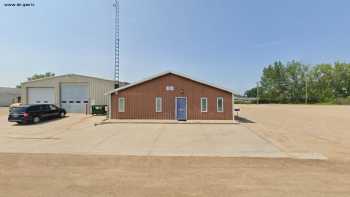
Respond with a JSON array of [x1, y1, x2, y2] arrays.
[[200, 97, 208, 112]]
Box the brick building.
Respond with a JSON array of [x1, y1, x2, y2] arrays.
[[107, 71, 235, 120]]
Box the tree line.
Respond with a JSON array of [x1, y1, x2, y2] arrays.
[[245, 61, 350, 104], [16, 72, 55, 88]]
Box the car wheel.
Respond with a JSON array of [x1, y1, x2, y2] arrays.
[[33, 116, 40, 124], [59, 112, 65, 118]]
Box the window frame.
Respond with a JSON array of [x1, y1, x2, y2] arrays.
[[118, 97, 125, 112], [155, 96, 162, 112], [200, 97, 208, 112], [28, 105, 41, 112], [49, 105, 58, 110], [217, 97, 224, 112]]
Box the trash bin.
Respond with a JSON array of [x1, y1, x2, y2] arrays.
[[91, 105, 107, 115]]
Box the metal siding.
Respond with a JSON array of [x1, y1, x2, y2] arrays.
[[22, 75, 115, 111], [111, 73, 233, 120], [0, 94, 17, 106], [60, 83, 89, 113], [0, 88, 21, 107], [27, 87, 55, 104]]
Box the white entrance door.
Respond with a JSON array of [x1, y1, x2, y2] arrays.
[[60, 83, 89, 113], [28, 88, 55, 104]]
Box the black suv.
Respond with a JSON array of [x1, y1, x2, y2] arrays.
[[8, 104, 66, 124]]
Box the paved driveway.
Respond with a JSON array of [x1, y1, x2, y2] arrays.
[[92, 123, 286, 158], [0, 114, 286, 158]]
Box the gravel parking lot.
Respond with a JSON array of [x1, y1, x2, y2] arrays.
[[1, 105, 349, 197], [239, 104, 350, 161]]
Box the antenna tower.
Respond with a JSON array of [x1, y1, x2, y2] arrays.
[[113, 0, 120, 88]]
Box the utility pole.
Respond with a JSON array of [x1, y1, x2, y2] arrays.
[[257, 82, 260, 105], [305, 78, 308, 104]]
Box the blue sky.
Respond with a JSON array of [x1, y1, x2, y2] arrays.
[[1, 0, 350, 93]]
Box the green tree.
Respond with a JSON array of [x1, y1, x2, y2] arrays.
[[333, 62, 350, 97], [17, 72, 55, 88], [308, 64, 334, 103], [244, 87, 257, 98], [285, 61, 308, 103], [260, 61, 289, 103], [27, 72, 55, 81], [245, 60, 350, 104]]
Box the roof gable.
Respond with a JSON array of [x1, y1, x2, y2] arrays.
[[107, 71, 238, 95]]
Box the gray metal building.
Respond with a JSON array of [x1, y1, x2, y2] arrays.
[[0, 87, 21, 107], [21, 74, 127, 113]]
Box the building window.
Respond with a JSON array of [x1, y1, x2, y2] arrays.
[[200, 97, 208, 112], [155, 97, 162, 112], [166, 85, 175, 91], [118, 97, 125, 112], [217, 97, 224, 112]]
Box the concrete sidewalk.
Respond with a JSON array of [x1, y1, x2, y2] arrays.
[[97, 119, 239, 125]]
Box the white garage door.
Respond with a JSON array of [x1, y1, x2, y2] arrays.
[[28, 88, 55, 104], [60, 83, 89, 113]]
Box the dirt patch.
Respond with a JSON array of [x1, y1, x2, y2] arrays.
[[238, 104, 350, 161], [0, 153, 349, 197]]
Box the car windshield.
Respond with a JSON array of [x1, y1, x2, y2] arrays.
[[10, 107, 27, 113]]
